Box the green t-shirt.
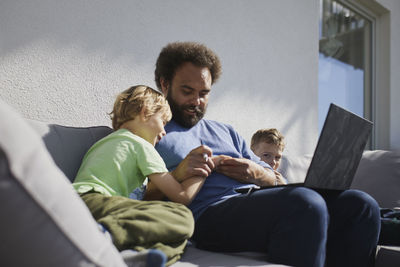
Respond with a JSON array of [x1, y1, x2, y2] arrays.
[[73, 129, 168, 197]]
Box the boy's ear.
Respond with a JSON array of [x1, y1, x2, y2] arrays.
[[139, 107, 149, 122]]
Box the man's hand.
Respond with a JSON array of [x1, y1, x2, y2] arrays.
[[216, 157, 284, 186], [145, 145, 214, 201], [211, 154, 233, 167], [171, 145, 215, 182]]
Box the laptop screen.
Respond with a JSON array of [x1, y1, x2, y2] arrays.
[[304, 103, 373, 190]]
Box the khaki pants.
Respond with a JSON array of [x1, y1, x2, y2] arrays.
[[81, 193, 194, 266]]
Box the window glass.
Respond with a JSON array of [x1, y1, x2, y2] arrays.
[[319, 0, 372, 132]]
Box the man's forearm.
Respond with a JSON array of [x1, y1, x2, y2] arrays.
[[250, 166, 277, 186]]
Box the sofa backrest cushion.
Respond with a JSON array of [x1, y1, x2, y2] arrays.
[[278, 150, 400, 208], [28, 120, 112, 182], [351, 150, 400, 208], [278, 154, 312, 184], [0, 100, 126, 266]]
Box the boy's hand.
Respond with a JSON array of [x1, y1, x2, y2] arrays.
[[274, 170, 287, 185], [171, 145, 214, 182]]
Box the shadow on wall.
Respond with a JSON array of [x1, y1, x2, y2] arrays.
[[1, 0, 317, 155]]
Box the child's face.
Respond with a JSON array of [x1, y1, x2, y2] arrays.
[[252, 142, 283, 170], [140, 112, 167, 146]]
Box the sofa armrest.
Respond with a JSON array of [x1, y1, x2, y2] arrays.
[[0, 100, 126, 266]]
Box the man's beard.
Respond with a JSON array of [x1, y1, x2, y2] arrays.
[[166, 93, 206, 128]]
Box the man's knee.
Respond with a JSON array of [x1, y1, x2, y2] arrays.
[[289, 188, 329, 232], [288, 187, 328, 213], [342, 189, 379, 209], [280, 187, 329, 229], [338, 189, 380, 223]]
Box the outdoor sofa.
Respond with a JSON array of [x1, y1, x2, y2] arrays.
[[1, 100, 399, 267]]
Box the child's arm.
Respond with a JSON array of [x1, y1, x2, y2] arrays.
[[147, 172, 206, 206], [145, 155, 233, 205], [143, 181, 166, 201]]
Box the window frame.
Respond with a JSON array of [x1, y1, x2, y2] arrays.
[[319, 0, 390, 149]]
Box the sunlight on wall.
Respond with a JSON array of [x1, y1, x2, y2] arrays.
[[0, 38, 154, 127], [0, 0, 319, 155]]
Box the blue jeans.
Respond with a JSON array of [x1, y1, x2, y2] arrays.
[[192, 187, 380, 267]]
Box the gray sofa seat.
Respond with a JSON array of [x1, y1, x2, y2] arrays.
[[20, 118, 400, 267], [27, 120, 288, 266], [174, 246, 288, 267]]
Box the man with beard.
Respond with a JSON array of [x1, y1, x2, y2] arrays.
[[149, 41, 380, 267]]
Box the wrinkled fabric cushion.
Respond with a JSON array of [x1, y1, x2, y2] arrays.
[[0, 100, 126, 267], [351, 150, 400, 208], [278, 150, 400, 209]]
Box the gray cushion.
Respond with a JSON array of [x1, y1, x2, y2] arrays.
[[28, 120, 112, 182], [351, 150, 400, 208], [0, 100, 126, 267], [278, 150, 400, 209], [277, 154, 312, 184], [172, 245, 288, 267], [375, 246, 400, 267]]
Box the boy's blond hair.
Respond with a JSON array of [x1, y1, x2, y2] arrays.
[[251, 128, 285, 151], [110, 85, 172, 130]]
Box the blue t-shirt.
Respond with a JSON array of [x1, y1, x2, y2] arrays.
[[156, 119, 271, 220]]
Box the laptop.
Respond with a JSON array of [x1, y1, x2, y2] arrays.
[[236, 103, 373, 193]]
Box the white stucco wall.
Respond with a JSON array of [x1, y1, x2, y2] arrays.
[[0, 0, 319, 156]]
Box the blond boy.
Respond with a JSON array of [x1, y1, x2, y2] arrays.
[[73, 85, 210, 265], [250, 128, 286, 185], [250, 128, 285, 170]]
